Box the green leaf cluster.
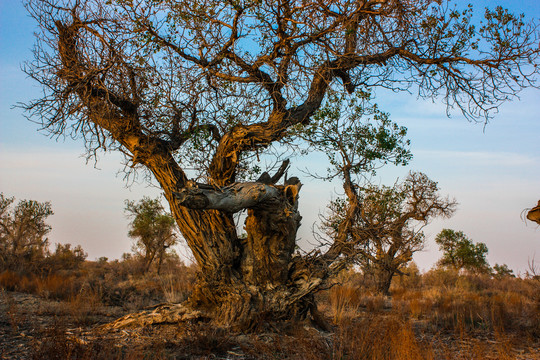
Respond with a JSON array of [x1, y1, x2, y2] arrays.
[[300, 90, 411, 179], [124, 196, 177, 273], [0, 193, 54, 273], [435, 229, 490, 273]]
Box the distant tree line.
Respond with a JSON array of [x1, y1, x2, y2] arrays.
[[0, 191, 518, 295], [0, 192, 180, 277], [0, 193, 86, 275]]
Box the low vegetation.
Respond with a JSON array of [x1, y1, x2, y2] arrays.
[[1, 254, 538, 359], [1, 192, 539, 359]]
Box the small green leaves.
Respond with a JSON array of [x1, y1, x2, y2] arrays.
[[435, 229, 490, 273], [302, 90, 411, 180]]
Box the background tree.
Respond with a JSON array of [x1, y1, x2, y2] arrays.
[[42, 243, 87, 274], [22, 0, 539, 329], [435, 229, 490, 273], [125, 197, 178, 274], [0, 193, 54, 274], [321, 172, 456, 295], [492, 263, 515, 279]]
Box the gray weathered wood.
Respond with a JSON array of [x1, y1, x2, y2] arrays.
[[173, 182, 283, 213]]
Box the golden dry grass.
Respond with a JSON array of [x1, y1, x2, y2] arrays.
[[2, 262, 539, 359]]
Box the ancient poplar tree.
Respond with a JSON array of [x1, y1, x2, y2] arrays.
[[321, 172, 456, 295], [23, 0, 539, 329]]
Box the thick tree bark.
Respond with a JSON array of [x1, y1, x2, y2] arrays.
[[173, 178, 302, 286], [375, 268, 394, 296], [145, 166, 331, 330], [527, 201, 540, 225]]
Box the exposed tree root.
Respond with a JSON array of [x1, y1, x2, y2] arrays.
[[99, 303, 204, 331], [98, 295, 330, 334], [98, 271, 330, 332]]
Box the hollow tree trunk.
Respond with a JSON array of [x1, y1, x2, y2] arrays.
[[171, 179, 316, 329]]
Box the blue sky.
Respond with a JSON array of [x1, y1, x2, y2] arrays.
[[1, 0, 539, 273]]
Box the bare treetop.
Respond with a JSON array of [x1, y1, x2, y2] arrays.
[[24, 0, 539, 183]]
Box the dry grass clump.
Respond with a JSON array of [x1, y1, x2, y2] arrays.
[[30, 321, 156, 360], [318, 267, 539, 359], [0, 270, 80, 299], [4, 258, 539, 359], [81, 257, 198, 309], [328, 285, 362, 322], [172, 323, 239, 359], [333, 315, 433, 360], [158, 268, 196, 304], [394, 270, 539, 337], [1, 255, 198, 311], [29, 321, 238, 360], [66, 287, 104, 325], [31, 322, 116, 360], [0, 270, 21, 290]]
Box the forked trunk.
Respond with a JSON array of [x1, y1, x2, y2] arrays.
[[190, 186, 310, 329]]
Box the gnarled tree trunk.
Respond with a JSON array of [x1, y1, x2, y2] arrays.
[[375, 268, 394, 296], [142, 157, 323, 330], [176, 180, 315, 329]]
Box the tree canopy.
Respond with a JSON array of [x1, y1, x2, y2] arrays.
[[0, 193, 88, 275], [23, 0, 539, 329], [0, 193, 54, 273], [24, 0, 539, 174], [435, 229, 490, 273]]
